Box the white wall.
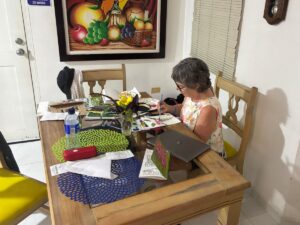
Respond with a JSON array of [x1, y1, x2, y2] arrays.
[[22, 0, 186, 102], [236, 0, 300, 223]]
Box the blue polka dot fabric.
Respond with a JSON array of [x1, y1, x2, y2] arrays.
[[57, 157, 144, 204]]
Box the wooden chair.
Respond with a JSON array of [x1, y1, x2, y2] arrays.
[[0, 132, 49, 225], [82, 64, 126, 96], [215, 72, 258, 174]]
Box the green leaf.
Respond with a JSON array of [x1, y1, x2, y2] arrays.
[[89, 5, 100, 10], [118, 23, 125, 29]]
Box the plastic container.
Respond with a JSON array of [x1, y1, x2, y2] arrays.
[[64, 107, 80, 149]]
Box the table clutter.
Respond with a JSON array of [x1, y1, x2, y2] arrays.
[[38, 92, 188, 206], [40, 119, 250, 225]]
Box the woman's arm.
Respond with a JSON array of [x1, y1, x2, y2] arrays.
[[193, 106, 217, 142]]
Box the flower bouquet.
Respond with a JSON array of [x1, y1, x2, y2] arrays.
[[100, 91, 140, 136]]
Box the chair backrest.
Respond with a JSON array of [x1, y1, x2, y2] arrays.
[[215, 72, 258, 174], [82, 64, 126, 96], [0, 132, 19, 172]]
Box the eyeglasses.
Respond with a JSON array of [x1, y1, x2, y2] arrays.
[[175, 82, 186, 91]]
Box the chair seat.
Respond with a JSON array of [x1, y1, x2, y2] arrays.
[[224, 140, 237, 158], [0, 168, 48, 225]]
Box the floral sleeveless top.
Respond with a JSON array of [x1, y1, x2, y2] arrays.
[[180, 96, 224, 154]]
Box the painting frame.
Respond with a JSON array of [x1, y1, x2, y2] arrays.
[[54, 0, 167, 61]]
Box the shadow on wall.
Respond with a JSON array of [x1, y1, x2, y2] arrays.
[[244, 88, 300, 223]]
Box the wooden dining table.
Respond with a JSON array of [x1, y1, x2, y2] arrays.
[[39, 120, 250, 225]]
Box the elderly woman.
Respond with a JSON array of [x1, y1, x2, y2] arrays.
[[161, 58, 224, 156]]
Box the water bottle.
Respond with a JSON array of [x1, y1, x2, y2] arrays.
[[64, 107, 80, 149]]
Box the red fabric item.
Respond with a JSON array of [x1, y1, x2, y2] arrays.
[[63, 146, 97, 161]]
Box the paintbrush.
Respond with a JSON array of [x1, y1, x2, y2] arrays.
[[158, 94, 163, 120]]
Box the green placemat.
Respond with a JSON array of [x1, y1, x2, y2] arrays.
[[52, 129, 129, 162]]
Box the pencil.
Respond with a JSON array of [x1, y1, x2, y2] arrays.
[[106, 125, 121, 130], [159, 94, 163, 120]]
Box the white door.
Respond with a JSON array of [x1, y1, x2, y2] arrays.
[[0, 0, 38, 142]]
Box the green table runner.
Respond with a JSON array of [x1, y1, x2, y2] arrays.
[[52, 129, 129, 162]]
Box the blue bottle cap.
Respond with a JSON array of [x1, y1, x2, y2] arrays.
[[68, 107, 75, 114]]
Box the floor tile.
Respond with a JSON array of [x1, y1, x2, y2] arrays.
[[279, 221, 300, 225], [20, 161, 46, 182], [10, 140, 46, 182], [239, 219, 253, 225], [249, 213, 279, 225], [241, 193, 267, 219], [9, 141, 43, 166], [184, 210, 254, 225], [240, 211, 253, 224], [18, 209, 51, 225]]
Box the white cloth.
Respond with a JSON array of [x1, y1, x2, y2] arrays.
[[40, 111, 79, 121], [71, 69, 85, 99], [40, 112, 67, 121], [37, 101, 49, 116], [105, 150, 134, 160], [49, 150, 134, 178], [65, 155, 117, 179]]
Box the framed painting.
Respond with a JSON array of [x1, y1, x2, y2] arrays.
[[54, 0, 167, 61]]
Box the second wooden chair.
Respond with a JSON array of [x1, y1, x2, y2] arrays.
[[81, 64, 126, 96], [215, 72, 258, 174]]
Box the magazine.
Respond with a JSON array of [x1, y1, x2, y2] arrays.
[[136, 113, 181, 131], [151, 139, 170, 179], [139, 98, 160, 111], [147, 113, 181, 126], [139, 149, 168, 180]]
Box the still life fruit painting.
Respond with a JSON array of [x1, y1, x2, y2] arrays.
[[65, 0, 159, 50]]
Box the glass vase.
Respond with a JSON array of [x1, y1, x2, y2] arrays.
[[120, 110, 133, 136], [89, 94, 103, 107]]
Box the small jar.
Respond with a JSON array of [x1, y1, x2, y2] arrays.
[[89, 93, 103, 107]]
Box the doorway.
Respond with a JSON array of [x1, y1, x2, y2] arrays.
[[0, 0, 39, 142]]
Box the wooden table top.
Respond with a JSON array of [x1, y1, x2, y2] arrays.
[[39, 120, 250, 225]]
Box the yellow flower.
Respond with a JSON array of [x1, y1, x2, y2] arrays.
[[117, 93, 133, 107], [125, 96, 133, 105]]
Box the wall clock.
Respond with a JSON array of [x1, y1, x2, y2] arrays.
[[263, 0, 289, 25]]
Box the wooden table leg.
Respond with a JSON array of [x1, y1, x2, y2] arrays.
[[217, 200, 242, 225]]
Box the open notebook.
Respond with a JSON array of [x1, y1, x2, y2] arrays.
[[154, 130, 210, 163]]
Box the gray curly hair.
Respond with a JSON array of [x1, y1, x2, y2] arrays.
[[171, 57, 211, 93]]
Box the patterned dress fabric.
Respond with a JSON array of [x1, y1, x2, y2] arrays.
[[180, 96, 224, 154]]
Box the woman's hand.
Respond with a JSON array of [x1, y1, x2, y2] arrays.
[[160, 102, 183, 117], [159, 102, 173, 114]]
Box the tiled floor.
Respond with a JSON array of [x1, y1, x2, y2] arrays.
[[9, 141, 298, 225]]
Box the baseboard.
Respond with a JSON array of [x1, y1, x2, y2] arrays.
[[8, 138, 40, 145]]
